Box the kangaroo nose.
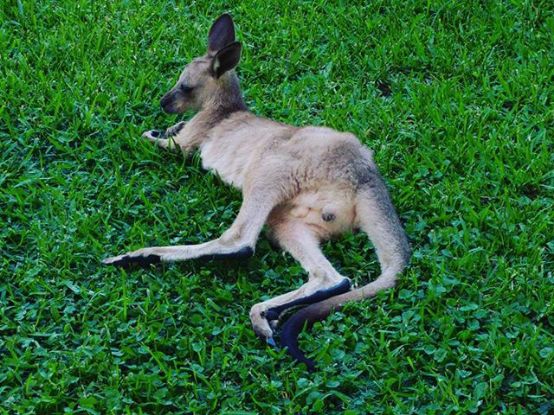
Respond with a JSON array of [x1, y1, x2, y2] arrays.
[[160, 93, 170, 109], [160, 91, 181, 113]]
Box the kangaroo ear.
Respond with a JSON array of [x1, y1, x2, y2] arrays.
[[211, 42, 241, 78], [208, 13, 235, 53]]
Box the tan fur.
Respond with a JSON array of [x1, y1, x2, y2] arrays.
[[104, 14, 410, 354]]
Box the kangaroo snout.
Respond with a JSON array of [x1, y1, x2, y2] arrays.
[[160, 90, 182, 114]]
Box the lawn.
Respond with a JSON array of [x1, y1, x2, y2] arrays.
[[1, 0, 553, 413]]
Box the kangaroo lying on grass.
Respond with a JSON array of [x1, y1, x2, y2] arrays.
[[103, 14, 410, 370]]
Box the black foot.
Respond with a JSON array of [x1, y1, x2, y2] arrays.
[[105, 254, 161, 268], [195, 246, 254, 261], [265, 278, 351, 321]]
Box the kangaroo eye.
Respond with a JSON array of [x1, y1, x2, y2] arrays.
[[180, 84, 193, 93]]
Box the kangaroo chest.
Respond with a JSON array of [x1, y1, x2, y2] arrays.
[[195, 112, 295, 189], [199, 135, 254, 188]]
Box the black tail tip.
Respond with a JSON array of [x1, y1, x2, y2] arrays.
[[281, 335, 316, 371], [279, 308, 317, 371]]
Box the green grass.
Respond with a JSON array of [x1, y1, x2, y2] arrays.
[[1, 0, 553, 413]]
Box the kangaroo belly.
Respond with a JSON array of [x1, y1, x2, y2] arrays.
[[270, 187, 357, 239]]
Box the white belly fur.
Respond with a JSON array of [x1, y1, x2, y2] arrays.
[[199, 115, 289, 188], [200, 137, 254, 188]]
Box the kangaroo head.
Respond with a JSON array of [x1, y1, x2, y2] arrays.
[[160, 14, 243, 114]]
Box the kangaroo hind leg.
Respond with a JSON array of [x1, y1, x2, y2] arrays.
[[249, 219, 351, 342], [103, 167, 290, 267]]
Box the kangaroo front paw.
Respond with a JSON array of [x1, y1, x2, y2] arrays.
[[142, 129, 164, 142], [165, 121, 186, 137], [142, 121, 186, 141]]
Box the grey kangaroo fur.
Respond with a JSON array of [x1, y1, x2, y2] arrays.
[[103, 14, 410, 370]]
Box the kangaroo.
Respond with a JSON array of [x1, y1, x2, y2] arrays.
[[103, 14, 410, 370]]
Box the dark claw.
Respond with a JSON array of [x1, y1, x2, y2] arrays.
[[165, 121, 185, 137], [106, 254, 161, 268]]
